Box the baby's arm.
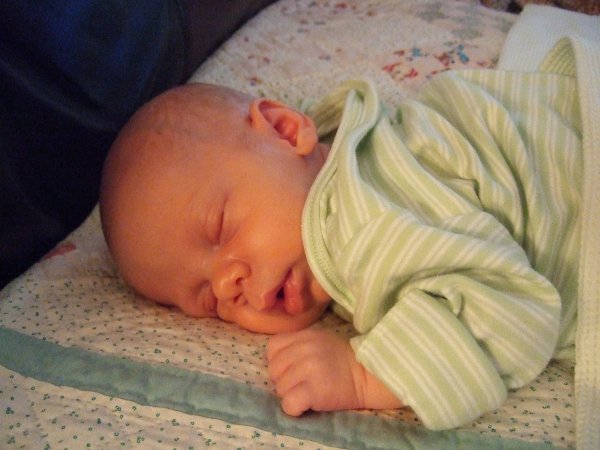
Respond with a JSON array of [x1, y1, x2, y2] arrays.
[[267, 328, 403, 416]]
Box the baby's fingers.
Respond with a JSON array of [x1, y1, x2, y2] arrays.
[[267, 331, 314, 379], [280, 383, 313, 417], [270, 355, 310, 397], [267, 341, 298, 383], [267, 331, 308, 361]]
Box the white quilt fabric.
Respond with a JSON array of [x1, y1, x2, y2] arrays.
[[3, 1, 593, 448]]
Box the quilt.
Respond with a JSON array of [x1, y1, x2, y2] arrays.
[[2, 1, 598, 448]]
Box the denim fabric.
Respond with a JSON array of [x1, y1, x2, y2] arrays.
[[0, 0, 276, 287]]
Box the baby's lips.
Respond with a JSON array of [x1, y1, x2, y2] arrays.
[[283, 272, 305, 315], [258, 270, 306, 315], [258, 285, 280, 311]]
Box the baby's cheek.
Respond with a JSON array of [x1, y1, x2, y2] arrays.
[[164, 295, 218, 319], [182, 302, 219, 318], [308, 275, 331, 305]]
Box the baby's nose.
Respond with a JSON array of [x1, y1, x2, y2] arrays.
[[212, 260, 250, 301]]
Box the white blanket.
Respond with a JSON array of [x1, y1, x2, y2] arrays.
[[499, 6, 600, 449]]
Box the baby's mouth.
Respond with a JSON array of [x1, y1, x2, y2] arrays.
[[278, 270, 304, 315]]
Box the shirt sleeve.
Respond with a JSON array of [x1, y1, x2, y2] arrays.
[[335, 199, 561, 430], [351, 262, 560, 430], [340, 115, 563, 428]]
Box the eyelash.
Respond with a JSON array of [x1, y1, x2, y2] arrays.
[[213, 209, 224, 245]]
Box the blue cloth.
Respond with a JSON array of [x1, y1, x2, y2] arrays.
[[0, 0, 276, 287]]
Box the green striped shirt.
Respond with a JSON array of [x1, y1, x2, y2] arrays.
[[303, 71, 580, 429]]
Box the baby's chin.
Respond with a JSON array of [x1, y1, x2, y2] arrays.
[[218, 301, 329, 335]]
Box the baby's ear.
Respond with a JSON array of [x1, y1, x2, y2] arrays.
[[249, 98, 317, 155]]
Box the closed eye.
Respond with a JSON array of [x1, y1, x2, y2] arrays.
[[207, 202, 224, 246], [217, 199, 235, 246], [214, 208, 225, 245], [206, 197, 233, 247]]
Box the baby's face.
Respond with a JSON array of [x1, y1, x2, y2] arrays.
[[103, 87, 331, 334]]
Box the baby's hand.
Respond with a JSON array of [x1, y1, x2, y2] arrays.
[[267, 328, 363, 415], [267, 328, 403, 416]]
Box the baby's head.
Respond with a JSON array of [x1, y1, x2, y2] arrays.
[[100, 83, 331, 334]]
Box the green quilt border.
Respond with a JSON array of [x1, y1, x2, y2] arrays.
[[0, 326, 564, 450]]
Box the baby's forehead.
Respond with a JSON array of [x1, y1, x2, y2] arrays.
[[120, 92, 258, 185]]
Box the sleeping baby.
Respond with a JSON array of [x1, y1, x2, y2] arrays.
[[100, 55, 581, 429]]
